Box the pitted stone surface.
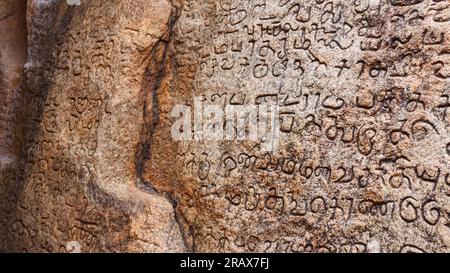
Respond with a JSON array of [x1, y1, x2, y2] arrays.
[[1, 0, 450, 253], [163, 0, 450, 253]]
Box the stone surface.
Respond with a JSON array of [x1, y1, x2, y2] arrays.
[[0, 0, 27, 162], [0, 0, 186, 253], [1, 0, 450, 253], [161, 0, 450, 253]]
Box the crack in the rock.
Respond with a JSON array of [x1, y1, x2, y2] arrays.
[[134, 0, 192, 252]]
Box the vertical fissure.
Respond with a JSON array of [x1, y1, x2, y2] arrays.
[[134, 1, 192, 252]]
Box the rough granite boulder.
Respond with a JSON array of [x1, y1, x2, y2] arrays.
[[0, 0, 450, 253]]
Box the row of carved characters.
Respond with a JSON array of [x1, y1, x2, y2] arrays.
[[26, 88, 111, 135], [7, 213, 115, 253], [203, 19, 445, 57], [66, 88, 110, 134], [191, 221, 432, 253], [53, 26, 155, 79], [214, 0, 449, 25], [8, 208, 121, 252], [181, 181, 450, 228], [178, 1, 448, 56], [202, 88, 449, 115], [8, 169, 92, 253], [24, 136, 98, 166], [279, 113, 442, 146], [175, 1, 450, 80], [176, 112, 444, 159], [198, 49, 449, 79], [191, 222, 370, 252], [182, 151, 450, 191], [190, 2, 448, 51], [5, 161, 130, 253], [18, 156, 90, 208]]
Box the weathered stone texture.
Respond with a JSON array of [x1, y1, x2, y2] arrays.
[[0, 0, 27, 163], [1, 0, 186, 253], [163, 0, 450, 253], [1, 0, 450, 253]]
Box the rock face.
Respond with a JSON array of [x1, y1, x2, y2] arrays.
[[1, 0, 450, 253], [0, 0, 27, 163], [0, 0, 186, 253]]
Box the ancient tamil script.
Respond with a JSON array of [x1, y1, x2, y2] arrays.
[[163, 0, 450, 253], [0, 0, 449, 253]]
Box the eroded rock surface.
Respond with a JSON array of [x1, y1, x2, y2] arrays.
[[0, 0, 185, 253], [1, 0, 450, 253], [159, 0, 450, 253]]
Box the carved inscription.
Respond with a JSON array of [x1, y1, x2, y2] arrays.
[[0, 0, 185, 253], [168, 0, 450, 252]]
